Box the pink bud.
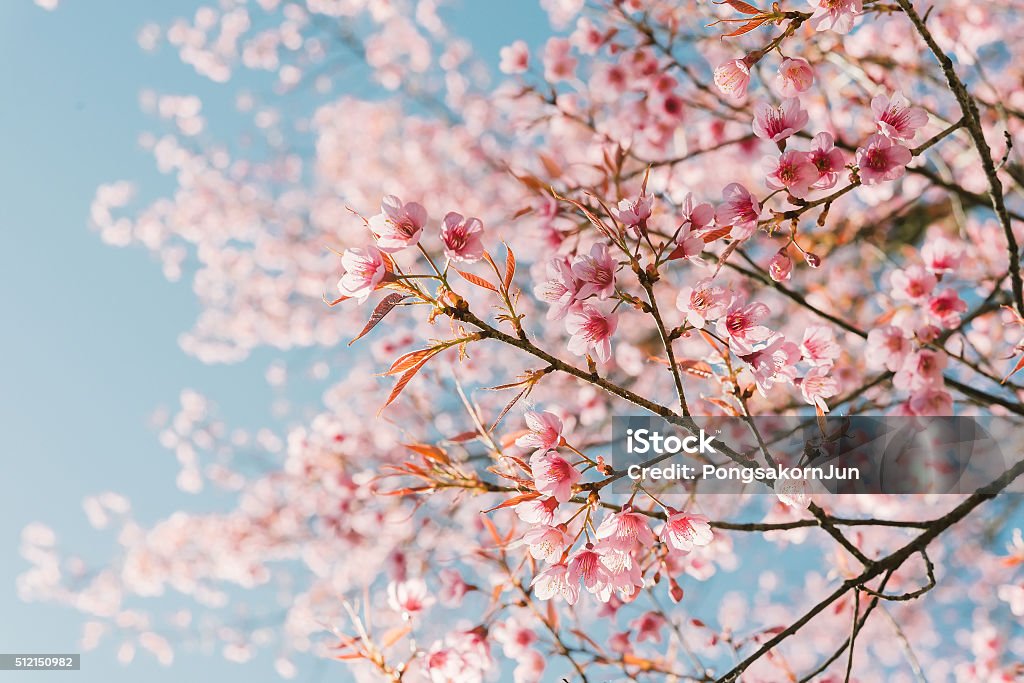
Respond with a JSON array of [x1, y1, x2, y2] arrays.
[[804, 252, 821, 268], [769, 249, 793, 282]]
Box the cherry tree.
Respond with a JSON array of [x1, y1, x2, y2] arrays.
[[21, 0, 1024, 681]]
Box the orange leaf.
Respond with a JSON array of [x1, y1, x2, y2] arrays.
[[713, 0, 764, 14], [404, 442, 450, 465], [702, 225, 733, 243], [455, 268, 499, 292], [482, 492, 541, 513], [386, 347, 438, 375], [503, 243, 517, 290], [1002, 355, 1024, 384], [349, 293, 410, 345], [678, 359, 715, 379], [721, 17, 769, 37], [324, 293, 350, 307], [380, 625, 411, 649], [380, 354, 435, 412]]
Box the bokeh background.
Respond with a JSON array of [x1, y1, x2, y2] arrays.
[[0, 1, 545, 680]]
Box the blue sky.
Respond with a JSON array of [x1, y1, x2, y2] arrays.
[[0, 1, 546, 681]]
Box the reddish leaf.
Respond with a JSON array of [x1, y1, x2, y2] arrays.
[[386, 347, 438, 376], [490, 384, 533, 432], [380, 626, 411, 649], [455, 268, 499, 292], [324, 293, 350, 307], [404, 442, 450, 465], [558, 194, 617, 241], [678, 359, 715, 379], [503, 243, 516, 290], [380, 356, 433, 412], [714, 0, 764, 14], [349, 294, 409, 345], [721, 18, 769, 37], [482, 492, 541, 513], [702, 225, 733, 243]]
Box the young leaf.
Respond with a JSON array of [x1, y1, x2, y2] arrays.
[[386, 346, 439, 376], [721, 17, 768, 37], [380, 355, 433, 412], [455, 268, 499, 292], [349, 293, 410, 345], [503, 243, 516, 290], [713, 0, 764, 14]]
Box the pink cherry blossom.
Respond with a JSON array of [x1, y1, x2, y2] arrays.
[[894, 349, 947, 391], [516, 524, 571, 563], [716, 183, 762, 239], [516, 410, 565, 451], [629, 612, 667, 643], [337, 245, 387, 303], [927, 289, 967, 328], [865, 325, 912, 371], [775, 57, 815, 97], [514, 496, 559, 526], [368, 195, 427, 253], [493, 616, 538, 659], [595, 506, 655, 551], [534, 257, 581, 321], [800, 364, 839, 412], [740, 333, 800, 395], [768, 249, 793, 282], [921, 236, 964, 274], [440, 212, 484, 263], [438, 568, 472, 607], [567, 544, 611, 593], [906, 388, 954, 416], [499, 40, 529, 74], [614, 193, 653, 228], [542, 37, 576, 82], [856, 134, 912, 185], [529, 450, 581, 503], [807, 132, 847, 189], [713, 58, 751, 99], [800, 325, 841, 366], [890, 264, 937, 302], [571, 242, 617, 300], [565, 303, 618, 363], [717, 299, 773, 354], [676, 278, 730, 328], [764, 150, 818, 198], [807, 0, 862, 34], [512, 650, 545, 683], [660, 510, 714, 552], [387, 578, 435, 616], [530, 563, 579, 604], [872, 91, 929, 141], [997, 583, 1024, 617], [752, 98, 809, 142]]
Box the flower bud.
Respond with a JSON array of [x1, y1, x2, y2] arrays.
[[804, 252, 821, 268], [769, 249, 793, 282]]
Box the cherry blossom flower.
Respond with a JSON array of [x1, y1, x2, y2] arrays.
[[865, 325, 912, 371], [534, 257, 581, 321], [493, 616, 538, 659], [776, 474, 813, 508], [716, 183, 762, 240], [598, 548, 645, 600], [717, 299, 773, 354], [387, 578, 435, 617], [997, 583, 1024, 617], [529, 450, 581, 503], [515, 524, 570, 563], [800, 364, 839, 412], [713, 58, 751, 99], [337, 246, 387, 303], [530, 563, 579, 604], [614, 194, 653, 229], [512, 650, 545, 683], [568, 544, 611, 594], [922, 236, 964, 274], [660, 509, 714, 552], [514, 496, 559, 526], [676, 278, 729, 328], [890, 264, 937, 302], [499, 40, 529, 74], [741, 334, 800, 395], [769, 249, 793, 282], [807, 0, 862, 34], [595, 506, 655, 551], [516, 410, 565, 451], [856, 134, 912, 185], [872, 91, 929, 141], [629, 612, 667, 644], [894, 349, 947, 391], [440, 212, 484, 263], [680, 192, 715, 233], [927, 289, 967, 328], [571, 243, 617, 300], [775, 57, 815, 97], [438, 568, 472, 607], [368, 195, 427, 253], [752, 98, 809, 142], [542, 37, 576, 82], [669, 223, 706, 263], [807, 132, 846, 189], [800, 326, 841, 366], [565, 304, 618, 363], [764, 150, 818, 198], [906, 388, 953, 415]]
